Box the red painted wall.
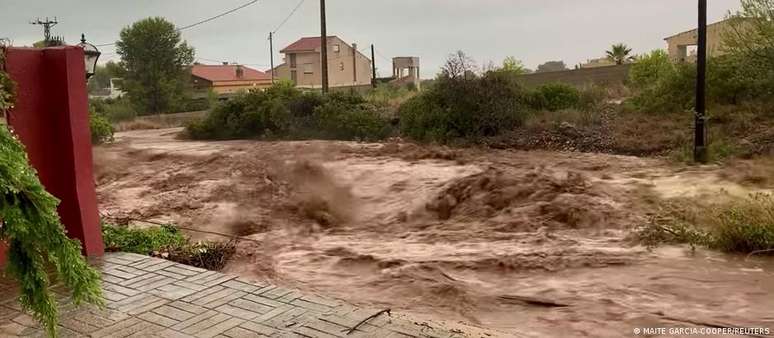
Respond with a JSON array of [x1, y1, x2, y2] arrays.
[[1, 47, 104, 265]]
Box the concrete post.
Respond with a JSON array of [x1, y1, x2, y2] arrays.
[[3, 46, 104, 259]]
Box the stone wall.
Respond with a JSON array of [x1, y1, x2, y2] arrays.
[[516, 64, 631, 88]]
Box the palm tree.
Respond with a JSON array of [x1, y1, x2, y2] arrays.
[[606, 43, 633, 65]]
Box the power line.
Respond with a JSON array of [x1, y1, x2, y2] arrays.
[[96, 0, 259, 47], [177, 0, 258, 31], [273, 0, 305, 33]]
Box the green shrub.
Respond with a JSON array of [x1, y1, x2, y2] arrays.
[[90, 112, 114, 144], [102, 224, 186, 254], [186, 83, 392, 141], [709, 193, 774, 254], [529, 83, 581, 111], [399, 70, 528, 143], [638, 194, 774, 255], [90, 97, 137, 122], [101, 224, 237, 270]]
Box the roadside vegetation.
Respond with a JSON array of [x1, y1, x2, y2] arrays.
[[638, 194, 774, 255], [102, 223, 236, 271], [186, 81, 393, 141]]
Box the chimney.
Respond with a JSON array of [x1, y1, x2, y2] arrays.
[[235, 65, 244, 79]]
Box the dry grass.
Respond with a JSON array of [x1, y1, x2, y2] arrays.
[[637, 194, 774, 255]]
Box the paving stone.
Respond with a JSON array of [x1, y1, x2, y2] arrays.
[[172, 281, 210, 292], [138, 311, 180, 328], [258, 286, 295, 300], [163, 266, 201, 277], [0, 253, 462, 338], [90, 317, 165, 338], [290, 299, 334, 313], [59, 316, 102, 334], [152, 305, 197, 322], [299, 318, 352, 336], [154, 269, 191, 281], [222, 326, 269, 338], [157, 329, 197, 338], [126, 274, 175, 291], [176, 312, 231, 335], [293, 326, 341, 338], [215, 304, 262, 320], [181, 285, 226, 303], [194, 317, 244, 338], [237, 322, 280, 337], [167, 301, 209, 315], [228, 298, 274, 315], [242, 294, 285, 309], [102, 282, 142, 297], [110, 294, 168, 315], [221, 280, 260, 293]]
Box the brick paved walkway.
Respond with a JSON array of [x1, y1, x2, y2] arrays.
[[0, 253, 467, 338]]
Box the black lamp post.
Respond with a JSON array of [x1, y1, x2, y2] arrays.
[[77, 34, 101, 80], [695, 0, 708, 163]]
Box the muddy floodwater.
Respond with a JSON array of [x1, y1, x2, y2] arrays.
[[95, 128, 774, 337]]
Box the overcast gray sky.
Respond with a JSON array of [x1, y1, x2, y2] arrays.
[[2, 0, 740, 77]]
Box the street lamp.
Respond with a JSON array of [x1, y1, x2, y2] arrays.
[[77, 34, 100, 80]]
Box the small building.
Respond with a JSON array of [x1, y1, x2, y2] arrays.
[[272, 36, 373, 89], [191, 64, 272, 94], [580, 57, 615, 69], [664, 18, 744, 62]]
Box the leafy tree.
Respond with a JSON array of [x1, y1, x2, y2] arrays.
[[501, 56, 528, 74], [722, 0, 774, 99], [535, 60, 567, 73], [606, 43, 634, 65], [116, 17, 195, 114], [441, 50, 478, 80]]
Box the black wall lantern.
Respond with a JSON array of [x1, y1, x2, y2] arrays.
[[77, 34, 101, 80]]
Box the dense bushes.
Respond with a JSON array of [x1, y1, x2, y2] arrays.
[[529, 83, 581, 111], [90, 97, 137, 122], [399, 70, 529, 143], [627, 50, 695, 113], [638, 194, 774, 255], [89, 112, 114, 144], [186, 82, 392, 141]]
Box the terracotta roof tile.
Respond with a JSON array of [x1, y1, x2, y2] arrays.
[[191, 64, 270, 82], [280, 36, 338, 53]]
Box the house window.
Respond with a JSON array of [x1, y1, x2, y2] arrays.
[[333, 44, 340, 53], [339, 62, 345, 71], [290, 54, 297, 68], [303, 63, 314, 74], [291, 70, 298, 84]]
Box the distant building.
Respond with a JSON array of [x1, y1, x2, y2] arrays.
[[391, 57, 421, 90], [664, 18, 745, 62], [580, 57, 615, 69], [191, 64, 272, 94], [272, 36, 373, 89]]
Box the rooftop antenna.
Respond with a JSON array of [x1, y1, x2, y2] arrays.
[[30, 17, 59, 42]]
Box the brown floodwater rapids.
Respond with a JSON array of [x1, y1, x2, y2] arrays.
[[95, 128, 774, 337]]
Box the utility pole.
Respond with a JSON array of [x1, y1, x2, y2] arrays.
[[694, 0, 708, 163], [371, 44, 377, 88], [319, 0, 329, 93], [268, 32, 275, 84], [30, 17, 58, 42]]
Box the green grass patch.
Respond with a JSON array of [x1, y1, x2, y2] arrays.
[[102, 224, 236, 270]]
